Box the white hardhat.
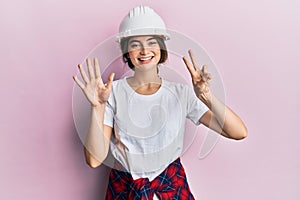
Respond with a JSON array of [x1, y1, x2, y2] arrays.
[[116, 6, 170, 43]]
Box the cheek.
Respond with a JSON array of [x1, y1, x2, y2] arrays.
[[154, 46, 161, 54], [128, 50, 138, 59], [155, 49, 161, 59]]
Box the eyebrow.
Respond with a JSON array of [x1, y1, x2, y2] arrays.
[[129, 37, 157, 44]]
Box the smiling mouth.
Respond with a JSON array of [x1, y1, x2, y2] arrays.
[[138, 56, 154, 62]]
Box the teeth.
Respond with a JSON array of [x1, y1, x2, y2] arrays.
[[139, 57, 152, 61]]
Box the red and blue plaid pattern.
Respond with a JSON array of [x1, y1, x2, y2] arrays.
[[105, 158, 195, 200]]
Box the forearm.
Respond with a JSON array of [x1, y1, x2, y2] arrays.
[[183, 50, 247, 139], [84, 104, 110, 167], [200, 92, 248, 140]]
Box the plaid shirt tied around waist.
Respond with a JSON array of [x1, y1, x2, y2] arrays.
[[105, 158, 195, 200]]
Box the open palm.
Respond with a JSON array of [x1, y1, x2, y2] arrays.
[[73, 58, 115, 107]]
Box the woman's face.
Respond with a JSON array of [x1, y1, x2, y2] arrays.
[[127, 35, 161, 68]]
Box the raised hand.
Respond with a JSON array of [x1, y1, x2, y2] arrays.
[[183, 50, 212, 105], [73, 57, 115, 107]]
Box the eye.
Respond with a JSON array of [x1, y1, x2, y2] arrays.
[[129, 43, 141, 49], [148, 41, 158, 46]]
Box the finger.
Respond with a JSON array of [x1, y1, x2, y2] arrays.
[[73, 75, 85, 90], [207, 73, 212, 80], [106, 72, 115, 89], [86, 58, 95, 80], [201, 65, 208, 75], [94, 57, 101, 79], [188, 49, 200, 71], [78, 64, 89, 83], [200, 65, 210, 81], [183, 56, 195, 77]]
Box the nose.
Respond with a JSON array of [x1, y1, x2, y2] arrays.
[[140, 45, 150, 55]]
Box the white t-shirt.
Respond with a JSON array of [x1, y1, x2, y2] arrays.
[[104, 76, 209, 181]]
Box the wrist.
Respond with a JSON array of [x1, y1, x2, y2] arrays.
[[198, 90, 213, 109], [91, 102, 106, 111]]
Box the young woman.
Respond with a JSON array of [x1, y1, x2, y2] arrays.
[[73, 6, 247, 200]]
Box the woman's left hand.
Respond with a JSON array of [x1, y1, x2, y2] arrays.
[[183, 49, 212, 107], [183, 50, 248, 139]]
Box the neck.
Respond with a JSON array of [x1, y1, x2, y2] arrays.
[[131, 64, 161, 86]]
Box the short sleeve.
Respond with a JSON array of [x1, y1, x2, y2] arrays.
[[185, 85, 209, 125], [103, 91, 115, 128]]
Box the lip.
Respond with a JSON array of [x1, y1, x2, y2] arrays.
[[137, 56, 154, 64], [138, 56, 153, 60]]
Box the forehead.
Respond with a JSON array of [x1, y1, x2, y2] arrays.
[[128, 35, 157, 42]]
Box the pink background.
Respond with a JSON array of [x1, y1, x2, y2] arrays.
[[1, 0, 299, 199]]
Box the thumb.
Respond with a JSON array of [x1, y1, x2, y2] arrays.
[[106, 72, 115, 88]]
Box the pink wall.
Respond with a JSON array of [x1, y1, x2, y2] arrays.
[[1, 0, 299, 199]]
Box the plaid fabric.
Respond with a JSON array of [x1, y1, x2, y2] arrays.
[[105, 158, 195, 200]]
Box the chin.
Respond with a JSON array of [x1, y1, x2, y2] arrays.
[[135, 63, 158, 71]]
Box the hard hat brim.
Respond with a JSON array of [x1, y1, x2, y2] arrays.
[[116, 28, 170, 43]]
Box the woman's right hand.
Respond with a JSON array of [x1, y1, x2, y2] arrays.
[[73, 57, 115, 107]]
